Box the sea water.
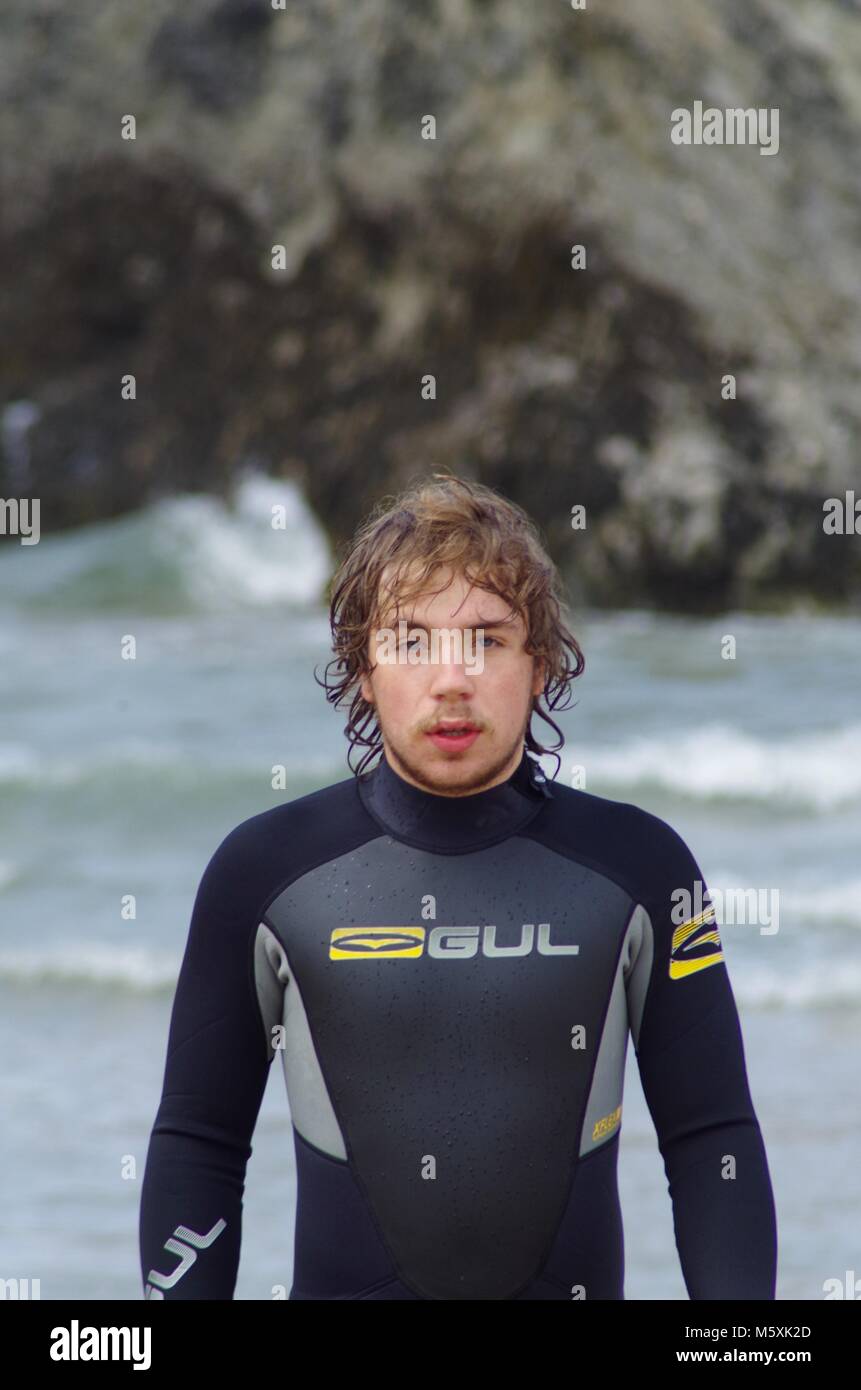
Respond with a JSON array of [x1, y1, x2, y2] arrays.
[[0, 474, 858, 1299]]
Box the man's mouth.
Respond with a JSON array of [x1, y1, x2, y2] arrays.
[[426, 721, 482, 750]]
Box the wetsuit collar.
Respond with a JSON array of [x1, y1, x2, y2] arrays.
[[357, 745, 551, 853]]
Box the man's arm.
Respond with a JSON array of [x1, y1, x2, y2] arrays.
[[139, 824, 281, 1299], [624, 812, 777, 1299]]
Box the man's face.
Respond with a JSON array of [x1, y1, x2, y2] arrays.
[[359, 567, 545, 796]]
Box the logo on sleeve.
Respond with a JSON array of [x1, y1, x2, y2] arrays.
[[145, 1218, 227, 1298], [669, 905, 723, 980]]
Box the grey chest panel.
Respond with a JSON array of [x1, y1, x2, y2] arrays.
[[264, 832, 634, 1300]]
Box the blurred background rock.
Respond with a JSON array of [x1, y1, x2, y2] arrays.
[[2, 0, 860, 609]]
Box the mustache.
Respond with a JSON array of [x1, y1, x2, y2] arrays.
[[418, 714, 489, 732]]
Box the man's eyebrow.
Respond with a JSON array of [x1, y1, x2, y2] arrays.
[[395, 615, 517, 630]]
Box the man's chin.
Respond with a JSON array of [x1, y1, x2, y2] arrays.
[[385, 735, 519, 797]]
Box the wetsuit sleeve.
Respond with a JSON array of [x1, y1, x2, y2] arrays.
[[139, 825, 281, 1299], [624, 815, 778, 1299]]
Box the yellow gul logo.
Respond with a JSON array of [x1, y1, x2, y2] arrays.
[[329, 923, 580, 961], [329, 927, 426, 959]]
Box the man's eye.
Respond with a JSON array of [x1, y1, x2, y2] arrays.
[[396, 632, 498, 648]]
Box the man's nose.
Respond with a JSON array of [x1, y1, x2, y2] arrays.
[[427, 655, 474, 696]]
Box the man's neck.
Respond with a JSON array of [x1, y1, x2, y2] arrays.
[[357, 746, 551, 852]]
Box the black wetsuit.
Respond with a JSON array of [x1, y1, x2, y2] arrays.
[[139, 748, 777, 1299]]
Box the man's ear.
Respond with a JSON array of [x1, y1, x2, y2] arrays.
[[360, 624, 380, 705], [532, 655, 546, 697]]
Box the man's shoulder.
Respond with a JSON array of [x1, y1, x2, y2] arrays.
[[538, 774, 689, 848], [229, 769, 362, 840], [196, 769, 378, 905], [531, 776, 702, 901]]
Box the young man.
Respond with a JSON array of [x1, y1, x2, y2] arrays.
[[139, 474, 777, 1300]]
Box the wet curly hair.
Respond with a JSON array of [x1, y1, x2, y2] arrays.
[[315, 473, 585, 778]]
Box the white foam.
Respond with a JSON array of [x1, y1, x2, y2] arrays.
[[733, 961, 861, 1010], [781, 879, 861, 927], [577, 722, 861, 810], [0, 738, 339, 788], [0, 470, 331, 611], [0, 945, 180, 992], [151, 472, 330, 608]]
